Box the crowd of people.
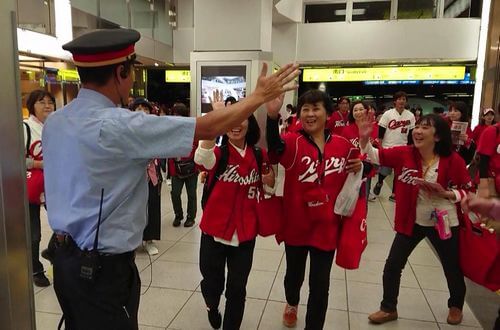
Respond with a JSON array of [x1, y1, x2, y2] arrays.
[[22, 28, 499, 330]]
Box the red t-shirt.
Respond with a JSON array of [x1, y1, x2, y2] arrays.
[[477, 123, 500, 177]]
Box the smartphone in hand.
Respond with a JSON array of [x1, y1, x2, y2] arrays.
[[343, 148, 360, 172]]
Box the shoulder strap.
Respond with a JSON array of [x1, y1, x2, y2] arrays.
[[201, 144, 229, 209], [23, 122, 31, 157], [252, 146, 263, 176]]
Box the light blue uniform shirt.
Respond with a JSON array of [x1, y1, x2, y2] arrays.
[[43, 88, 195, 253]]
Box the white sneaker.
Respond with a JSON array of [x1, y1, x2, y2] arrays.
[[368, 193, 377, 202], [144, 241, 159, 256]]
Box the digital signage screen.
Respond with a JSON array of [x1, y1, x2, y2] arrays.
[[200, 65, 246, 113]]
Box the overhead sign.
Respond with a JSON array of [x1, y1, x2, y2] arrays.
[[57, 69, 80, 81], [303, 66, 466, 82], [165, 70, 191, 83]]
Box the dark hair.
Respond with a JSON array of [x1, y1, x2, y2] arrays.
[[173, 103, 189, 117], [338, 96, 350, 106], [26, 90, 55, 116], [348, 100, 369, 123], [77, 56, 135, 86], [296, 89, 333, 117], [221, 114, 261, 146], [416, 114, 452, 157], [286, 104, 296, 114], [449, 101, 470, 122], [131, 97, 152, 112], [225, 97, 237, 106], [480, 108, 497, 125], [393, 91, 407, 101]]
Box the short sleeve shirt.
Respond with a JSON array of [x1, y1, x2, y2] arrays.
[[43, 88, 195, 253], [378, 108, 416, 148]]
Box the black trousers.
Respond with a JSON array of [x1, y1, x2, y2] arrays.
[[29, 203, 44, 275], [170, 174, 198, 221], [143, 180, 161, 241], [381, 224, 465, 312], [199, 233, 255, 330], [53, 242, 141, 330], [284, 244, 335, 330]]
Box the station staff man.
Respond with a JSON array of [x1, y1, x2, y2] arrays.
[[42, 28, 299, 330]]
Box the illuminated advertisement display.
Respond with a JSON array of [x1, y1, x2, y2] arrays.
[[303, 66, 466, 82], [165, 70, 191, 83]]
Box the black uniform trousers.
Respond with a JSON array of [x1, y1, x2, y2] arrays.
[[199, 233, 255, 330], [143, 180, 161, 241], [381, 224, 465, 312], [53, 239, 140, 330], [29, 203, 44, 275], [284, 244, 336, 330]]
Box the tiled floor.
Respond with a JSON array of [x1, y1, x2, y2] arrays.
[[34, 181, 483, 329]]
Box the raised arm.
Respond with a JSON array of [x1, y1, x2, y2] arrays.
[[194, 63, 299, 140]]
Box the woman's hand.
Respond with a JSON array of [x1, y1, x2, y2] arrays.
[[358, 113, 374, 149], [265, 93, 285, 120], [261, 167, 276, 188], [459, 133, 468, 143], [345, 158, 362, 174], [415, 179, 454, 199], [209, 89, 226, 111]]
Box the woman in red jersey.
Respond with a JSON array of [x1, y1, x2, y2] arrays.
[[341, 100, 379, 202], [266, 90, 362, 329], [471, 108, 496, 144], [195, 94, 275, 330], [359, 114, 472, 326]]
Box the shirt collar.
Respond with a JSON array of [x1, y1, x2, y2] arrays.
[[77, 88, 117, 108]]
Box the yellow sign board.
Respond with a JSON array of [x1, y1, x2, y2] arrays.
[[57, 69, 80, 81], [302, 66, 466, 82], [165, 70, 191, 83]]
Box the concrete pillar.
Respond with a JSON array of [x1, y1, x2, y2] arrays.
[[193, 0, 273, 52], [0, 1, 36, 329]]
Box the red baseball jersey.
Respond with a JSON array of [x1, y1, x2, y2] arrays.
[[326, 111, 349, 135], [199, 144, 269, 242], [340, 122, 379, 149], [477, 123, 500, 178], [273, 131, 352, 251], [378, 146, 472, 236]]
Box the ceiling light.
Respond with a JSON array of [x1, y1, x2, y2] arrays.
[[335, 9, 366, 16], [154, 62, 159, 67]]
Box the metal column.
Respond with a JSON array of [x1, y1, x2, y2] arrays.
[[0, 1, 36, 329]]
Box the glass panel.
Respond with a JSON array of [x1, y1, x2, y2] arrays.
[[131, 0, 154, 38], [70, 0, 98, 16], [352, 1, 391, 21], [100, 0, 129, 27], [153, 0, 173, 45], [443, 0, 479, 18], [397, 0, 438, 19], [72, 7, 120, 39], [304, 3, 347, 23], [17, 0, 55, 35]]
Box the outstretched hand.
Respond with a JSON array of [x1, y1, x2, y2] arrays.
[[254, 63, 300, 104], [265, 93, 285, 119], [209, 89, 225, 111], [358, 112, 375, 149]]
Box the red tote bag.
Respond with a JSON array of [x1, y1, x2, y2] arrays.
[[335, 197, 368, 270], [256, 195, 284, 237], [26, 168, 44, 204], [458, 214, 500, 291]]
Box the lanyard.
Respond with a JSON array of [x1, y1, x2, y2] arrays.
[[422, 155, 438, 179]]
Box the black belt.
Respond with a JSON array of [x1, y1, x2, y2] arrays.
[[55, 234, 135, 260]]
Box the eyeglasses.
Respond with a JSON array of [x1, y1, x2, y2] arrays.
[[36, 100, 55, 106]]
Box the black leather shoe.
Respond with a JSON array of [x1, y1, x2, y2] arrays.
[[184, 219, 195, 227], [33, 273, 50, 287], [173, 217, 182, 227], [207, 308, 222, 329]]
